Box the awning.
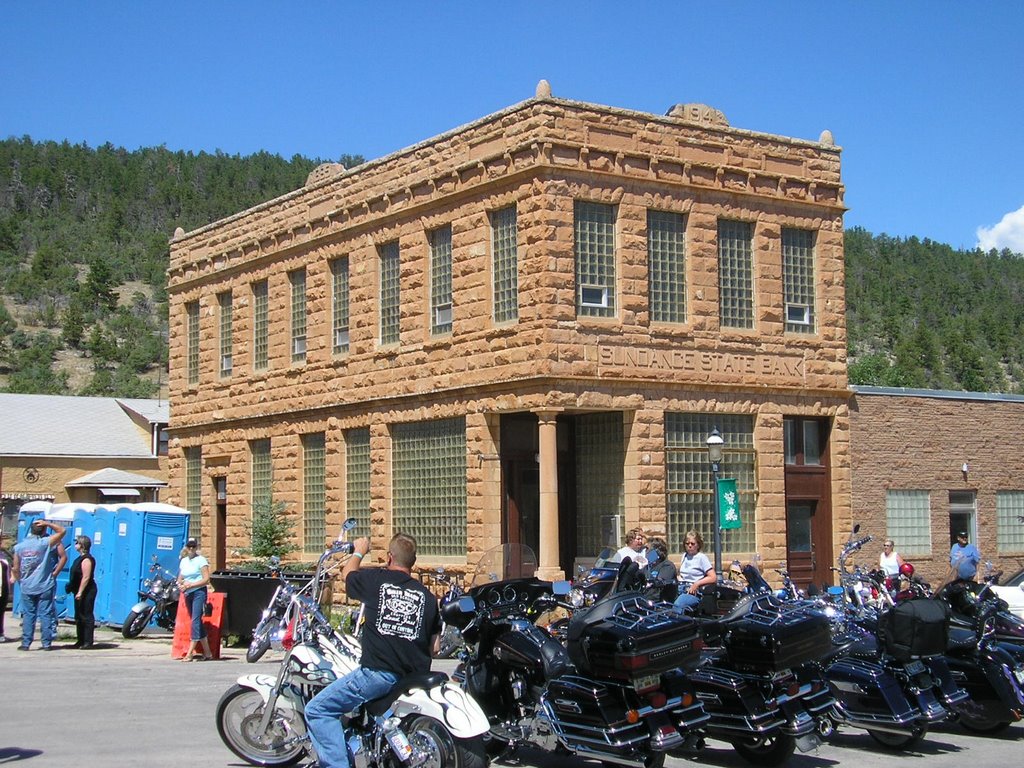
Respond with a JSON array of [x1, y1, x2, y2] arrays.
[[98, 487, 141, 497]]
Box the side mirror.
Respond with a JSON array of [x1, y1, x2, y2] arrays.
[[342, 518, 358, 531], [647, 550, 661, 568], [457, 595, 476, 613]]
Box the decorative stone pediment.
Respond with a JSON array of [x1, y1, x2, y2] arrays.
[[665, 103, 729, 128]]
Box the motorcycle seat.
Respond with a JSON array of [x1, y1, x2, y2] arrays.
[[365, 671, 449, 716], [947, 626, 978, 653]]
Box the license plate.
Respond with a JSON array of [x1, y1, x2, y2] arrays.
[[633, 673, 660, 691], [905, 660, 926, 675]]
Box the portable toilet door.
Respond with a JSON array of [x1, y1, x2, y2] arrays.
[[137, 503, 191, 582], [45, 504, 78, 621], [108, 506, 146, 626], [12, 502, 52, 616], [72, 505, 114, 624]]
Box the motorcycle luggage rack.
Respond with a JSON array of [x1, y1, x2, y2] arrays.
[[596, 596, 687, 631]]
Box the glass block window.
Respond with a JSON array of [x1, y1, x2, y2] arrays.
[[885, 490, 932, 556], [491, 206, 519, 323], [996, 492, 1024, 553], [331, 257, 350, 354], [782, 228, 816, 334], [574, 201, 616, 318], [185, 300, 200, 385], [379, 241, 400, 345], [575, 413, 624, 555], [303, 433, 326, 554], [718, 220, 754, 329], [392, 418, 466, 557], [253, 280, 269, 371], [345, 428, 371, 540], [290, 268, 307, 363], [430, 225, 453, 335], [250, 438, 273, 511], [185, 446, 202, 540], [665, 413, 756, 552], [218, 291, 233, 377], [648, 210, 686, 323]]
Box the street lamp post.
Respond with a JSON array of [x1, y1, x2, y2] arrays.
[[707, 427, 724, 580]]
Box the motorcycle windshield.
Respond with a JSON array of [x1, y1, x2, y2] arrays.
[[468, 543, 538, 588]]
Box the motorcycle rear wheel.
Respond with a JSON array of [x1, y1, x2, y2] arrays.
[[731, 733, 796, 766], [121, 606, 153, 638], [247, 618, 274, 663], [405, 715, 486, 768], [866, 724, 927, 750], [959, 713, 1012, 735], [216, 684, 306, 767]]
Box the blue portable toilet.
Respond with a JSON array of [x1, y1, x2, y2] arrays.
[[70, 504, 114, 623], [107, 503, 190, 626], [13, 501, 76, 620]]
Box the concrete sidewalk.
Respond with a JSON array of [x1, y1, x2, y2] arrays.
[[2, 612, 184, 658]]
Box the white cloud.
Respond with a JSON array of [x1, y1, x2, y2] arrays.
[[976, 205, 1024, 253]]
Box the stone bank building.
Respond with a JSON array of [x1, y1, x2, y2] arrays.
[[166, 84, 853, 584]]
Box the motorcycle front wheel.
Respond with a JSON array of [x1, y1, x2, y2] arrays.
[[121, 606, 154, 638], [405, 715, 486, 768], [731, 733, 796, 766], [247, 617, 275, 663], [217, 684, 307, 767]]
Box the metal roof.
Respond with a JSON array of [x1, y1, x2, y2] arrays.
[[0, 393, 168, 458], [65, 467, 167, 488], [850, 385, 1024, 404]]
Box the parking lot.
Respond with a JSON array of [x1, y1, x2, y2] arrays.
[[1, 617, 1021, 767]]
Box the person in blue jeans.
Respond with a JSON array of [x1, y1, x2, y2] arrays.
[[11, 519, 66, 650], [177, 537, 213, 660], [305, 533, 441, 768], [672, 529, 717, 613]]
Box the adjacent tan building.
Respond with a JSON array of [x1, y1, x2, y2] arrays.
[[167, 84, 852, 583]]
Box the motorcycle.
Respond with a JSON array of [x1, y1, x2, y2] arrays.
[[432, 567, 465, 660], [446, 544, 709, 768], [247, 556, 302, 663], [217, 521, 490, 768], [121, 556, 180, 638]]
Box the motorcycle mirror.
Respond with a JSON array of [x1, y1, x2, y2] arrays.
[[852, 523, 861, 535], [457, 595, 476, 613], [646, 549, 661, 568], [342, 518, 358, 531], [552, 580, 572, 596], [269, 555, 281, 568]]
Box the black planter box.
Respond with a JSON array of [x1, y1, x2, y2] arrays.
[[210, 571, 314, 639]]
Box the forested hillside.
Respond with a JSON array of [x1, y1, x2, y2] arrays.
[[1, 136, 1022, 397]]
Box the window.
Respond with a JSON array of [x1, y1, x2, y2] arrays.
[[155, 426, 169, 457], [185, 446, 202, 540], [783, 417, 825, 466], [782, 228, 816, 333], [575, 413, 624, 556], [379, 241, 400, 344], [250, 438, 273, 510], [491, 206, 518, 323], [429, 226, 453, 335], [392, 418, 466, 557], [574, 201, 616, 318], [997, 492, 1024, 553], [648, 210, 686, 323], [303, 433, 326, 554], [718, 220, 754, 329], [253, 280, 269, 371], [666, 413, 757, 552], [346, 428, 371, 540], [185, 301, 200, 385], [290, 268, 307, 362], [886, 490, 932, 556], [218, 291, 233, 377], [331, 257, 350, 354]]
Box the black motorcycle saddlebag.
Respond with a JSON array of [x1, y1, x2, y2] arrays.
[[566, 594, 701, 683], [878, 598, 950, 661], [721, 600, 832, 673]]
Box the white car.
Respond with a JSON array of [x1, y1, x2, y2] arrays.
[[990, 567, 1024, 620]]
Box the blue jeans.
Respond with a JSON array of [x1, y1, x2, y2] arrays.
[[673, 592, 700, 613], [20, 590, 56, 648], [306, 666, 398, 768], [185, 587, 207, 641]]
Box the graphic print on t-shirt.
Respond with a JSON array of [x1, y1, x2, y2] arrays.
[[375, 582, 427, 640]]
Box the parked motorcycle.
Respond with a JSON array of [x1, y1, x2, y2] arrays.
[[246, 556, 300, 663], [446, 544, 709, 768], [433, 567, 465, 659], [121, 556, 180, 638], [217, 522, 489, 768]]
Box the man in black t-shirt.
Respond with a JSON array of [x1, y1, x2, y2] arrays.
[[305, 533, 440, 768]]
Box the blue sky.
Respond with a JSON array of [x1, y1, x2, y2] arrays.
[[3, 1, 1023, 252]]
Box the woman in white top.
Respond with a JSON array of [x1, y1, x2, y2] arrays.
[[177, 537, 213, 660], [878, 540, 904, 577]]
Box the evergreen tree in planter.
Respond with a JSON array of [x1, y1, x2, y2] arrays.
[[239, 496, 298, 564]]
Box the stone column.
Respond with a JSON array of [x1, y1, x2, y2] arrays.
[[535, 410, 564, 580]]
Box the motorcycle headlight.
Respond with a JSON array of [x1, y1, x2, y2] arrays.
[[568, 588, 584, 609], [143, 579, 153, 589]]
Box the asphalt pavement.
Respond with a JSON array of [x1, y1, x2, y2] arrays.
[[2, 615, 1022, 767]]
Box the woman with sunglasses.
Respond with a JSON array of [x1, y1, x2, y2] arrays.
[[878, 540, 904, 577], [67, 535, 97, 648], [177, 537, 213, 660]]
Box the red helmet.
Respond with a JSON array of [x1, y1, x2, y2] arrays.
[[899, 562, 915, 578]]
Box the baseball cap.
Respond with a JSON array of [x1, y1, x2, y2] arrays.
[[186, 537, 198, 547], [957, 531, 968, 538]]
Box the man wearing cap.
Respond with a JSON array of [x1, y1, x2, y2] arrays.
[[11, 519, 67, 650], [950, 530, 981, 581]]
